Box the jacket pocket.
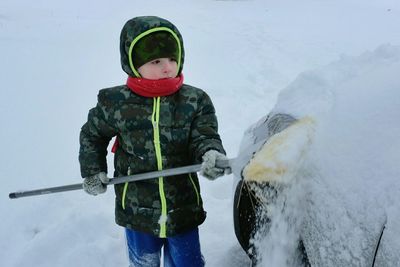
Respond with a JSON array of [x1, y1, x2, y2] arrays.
[[188, 173, 200, 206], [121, 182, 129, 210], [121, 166, 132, 210]]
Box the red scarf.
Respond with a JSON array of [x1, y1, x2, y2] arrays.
[[126, 74, 184, 97]]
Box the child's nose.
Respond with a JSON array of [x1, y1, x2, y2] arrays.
[[163, 62, 174, 76], [163, 62, 173, 72]]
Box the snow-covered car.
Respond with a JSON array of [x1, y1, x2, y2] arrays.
[[232, 45, 400, 267]]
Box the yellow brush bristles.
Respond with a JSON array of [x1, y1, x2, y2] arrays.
[[243, 116, 315, 183]]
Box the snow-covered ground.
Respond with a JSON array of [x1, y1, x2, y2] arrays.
[[1, 0, 400, 266]]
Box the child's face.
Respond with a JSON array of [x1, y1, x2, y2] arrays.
[[138, 58, 178, 80]]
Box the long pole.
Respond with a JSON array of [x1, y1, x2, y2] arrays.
[[9, 159, 232, 199]]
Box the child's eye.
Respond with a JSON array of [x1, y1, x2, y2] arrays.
[[169, 58, 177, 62], [151, 59, 161, 64]]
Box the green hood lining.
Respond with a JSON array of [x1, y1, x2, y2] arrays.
[[128, 27, 182, 77]]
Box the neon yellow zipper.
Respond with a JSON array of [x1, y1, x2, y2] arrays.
[[152, 97, 167, 238], [120, 97, 167, 237]]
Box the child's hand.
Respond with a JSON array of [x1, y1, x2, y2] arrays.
[[200, 150, 228, 180], [83, 172, 109, 195]]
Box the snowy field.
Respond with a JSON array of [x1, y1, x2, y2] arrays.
[[1, 0, 400, 266]]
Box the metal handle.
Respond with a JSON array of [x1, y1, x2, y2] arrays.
[[9, 158, 234, 199]]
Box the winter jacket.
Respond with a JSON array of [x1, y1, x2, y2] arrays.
[[79, 16, 225, 237]]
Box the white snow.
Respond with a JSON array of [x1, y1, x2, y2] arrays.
[[300, 46, 400, 266], [1, 0, 400, 266], [249, 44, 400, 266]]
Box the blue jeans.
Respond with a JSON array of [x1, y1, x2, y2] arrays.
[[125, 227, 205, 267]]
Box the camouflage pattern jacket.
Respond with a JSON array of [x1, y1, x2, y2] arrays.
[[79, 84, 225, 237]]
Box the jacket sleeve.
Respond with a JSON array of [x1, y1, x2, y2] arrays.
[[79, 91, 117, 178], [189, 92, 226, 163]]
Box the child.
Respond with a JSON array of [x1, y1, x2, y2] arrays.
[[79, 16, 227, 267]]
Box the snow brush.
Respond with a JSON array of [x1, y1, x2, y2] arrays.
[[9, 159, 234, 199], [242, 117, 315, 184]]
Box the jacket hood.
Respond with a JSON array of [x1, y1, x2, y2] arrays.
[[120, 16, 185, 77]]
